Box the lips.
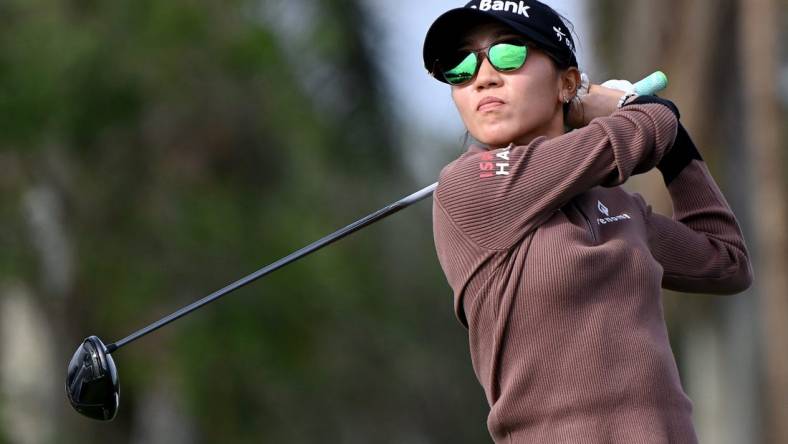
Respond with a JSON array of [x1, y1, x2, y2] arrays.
[[477, 96, 505, 111]]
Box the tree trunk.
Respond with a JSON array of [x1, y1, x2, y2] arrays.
[[0, 283, 57, 444], [739, 1, 788, 443]]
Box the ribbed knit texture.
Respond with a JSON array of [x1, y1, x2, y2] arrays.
[[432, 103, 753, 443]]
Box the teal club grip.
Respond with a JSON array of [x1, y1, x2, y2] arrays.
[[633, 71, 668, 96]]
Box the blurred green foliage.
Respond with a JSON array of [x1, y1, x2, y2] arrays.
[[0, 0, 488, 442]]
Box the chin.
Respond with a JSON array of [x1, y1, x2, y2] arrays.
[[477, 131, 518, 148], [474, 122, 526, 148]]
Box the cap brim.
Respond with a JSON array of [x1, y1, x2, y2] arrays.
[[423, 8, 570, 75]]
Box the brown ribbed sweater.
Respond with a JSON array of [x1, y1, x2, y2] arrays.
[[432, 103, 753, 443]]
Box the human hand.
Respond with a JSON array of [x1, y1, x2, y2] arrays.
[[600, 79, 635, 94], [566, 82, 631, 129]]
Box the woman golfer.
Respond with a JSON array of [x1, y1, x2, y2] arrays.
[[423, 1, 753, 442]]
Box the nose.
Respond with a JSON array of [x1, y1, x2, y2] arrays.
[[473, 56, 503, 90]]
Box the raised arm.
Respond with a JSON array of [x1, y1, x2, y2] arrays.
[[435, 97, 678, 250], [639, 125, 753, 294]]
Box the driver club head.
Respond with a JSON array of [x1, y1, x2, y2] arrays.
[[65, 336, 119, 421]]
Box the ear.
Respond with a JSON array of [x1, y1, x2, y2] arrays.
[[558, 67, 581, 102]]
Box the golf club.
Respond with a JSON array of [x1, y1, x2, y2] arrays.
[[66, 182, 438, 420], [66, 71, 668, 421]]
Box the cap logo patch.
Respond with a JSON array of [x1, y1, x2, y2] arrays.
[[471, 1, 531, 18], [553, 26, 566, 42]]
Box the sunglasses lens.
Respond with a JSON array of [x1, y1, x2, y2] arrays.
[[436, 41, 527, 85], [442, 52, 477, 85], [489, 42, 527, 71]]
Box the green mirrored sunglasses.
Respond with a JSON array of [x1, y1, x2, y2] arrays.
[[434, 40, 528, 86]]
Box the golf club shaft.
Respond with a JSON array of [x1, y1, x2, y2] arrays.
[[106, 182, 438, 353]]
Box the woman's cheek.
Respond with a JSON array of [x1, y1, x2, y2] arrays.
[[454, 90, 479, 130]]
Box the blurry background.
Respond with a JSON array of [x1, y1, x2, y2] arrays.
[[0, 0, 785, 443]]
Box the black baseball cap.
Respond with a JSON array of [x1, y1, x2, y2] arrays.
[[423, 0, 578, 79]]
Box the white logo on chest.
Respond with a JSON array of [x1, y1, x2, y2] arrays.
[[597, 200, 631, 225]]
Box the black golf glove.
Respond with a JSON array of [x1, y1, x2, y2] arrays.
[[623, 95, 702, 185]]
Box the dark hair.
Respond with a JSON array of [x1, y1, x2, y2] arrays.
[[538, 8, 580, 124]]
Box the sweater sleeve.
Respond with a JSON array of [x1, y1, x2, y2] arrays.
[[638, 160, 753, 294], [435, 102, 678, 250]]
